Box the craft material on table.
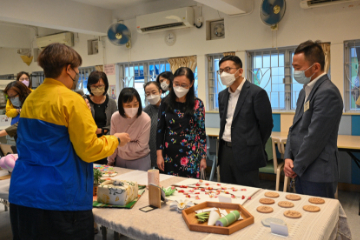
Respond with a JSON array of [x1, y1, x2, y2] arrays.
[[182, 202, 254, 235], [111, 170, 173, 185], [148, 169, 159, 186], [93, 189, 145, 209], [215, 210, 240, 227], [208, 210, 220, 226], [166, 178, 260, 205], [261, 217, 285, 227], [94, 164, 118, 177]]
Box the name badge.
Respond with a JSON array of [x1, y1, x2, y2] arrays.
[[304, 101, 310, 112]]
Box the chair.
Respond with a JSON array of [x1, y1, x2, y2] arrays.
[[259, 137, 284, 191], [206, 135, 217, 181]]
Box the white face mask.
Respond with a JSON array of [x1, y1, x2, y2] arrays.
[[293, 64, 315, 85], [147, 94, 161, 105], [173, 86, 189, 98], [124, 108, 138, 118], [220, 69, 239, 87], [160, 81, 169, 91]]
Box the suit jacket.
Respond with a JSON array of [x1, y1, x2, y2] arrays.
[[218, 80, 273, 172], [284, 75, 343, 183]]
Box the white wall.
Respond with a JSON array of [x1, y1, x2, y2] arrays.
[[1, 0, 360, 108], [0, 33, 105, 75], [105, 1, 360, 108], [0, 0, 112, 35]]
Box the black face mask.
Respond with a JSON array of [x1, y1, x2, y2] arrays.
[[68, 68, 79, 90]]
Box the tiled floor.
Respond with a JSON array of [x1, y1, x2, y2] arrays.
[[1, 181, 359, 240]]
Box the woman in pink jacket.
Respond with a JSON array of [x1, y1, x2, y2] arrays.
[[108, 88, 151, 171]]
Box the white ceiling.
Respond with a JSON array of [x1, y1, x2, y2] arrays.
[[71, 0, 158, 10]]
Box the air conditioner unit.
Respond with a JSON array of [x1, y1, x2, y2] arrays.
[[300, 0, 360, 9], [36, 32, 74, 49], [136, 7, 194, 34]]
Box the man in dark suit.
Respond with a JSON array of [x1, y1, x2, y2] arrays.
[[217, 56, 273, 187], [284, 40, 343, 198]]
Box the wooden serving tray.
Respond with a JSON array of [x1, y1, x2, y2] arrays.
[[182, 201, 254, 235]]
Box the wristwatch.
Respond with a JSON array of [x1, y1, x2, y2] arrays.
[[117, 137, 121, 145]]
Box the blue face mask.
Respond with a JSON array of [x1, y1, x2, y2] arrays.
[[10, 96, 22, 108], [294, 64, 315, 85]]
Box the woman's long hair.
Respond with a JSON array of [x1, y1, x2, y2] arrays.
[[164, 67, 195, 115], [4, 81, 32, 104]]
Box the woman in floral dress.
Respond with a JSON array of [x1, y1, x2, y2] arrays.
[[156, 67, 207, 178]]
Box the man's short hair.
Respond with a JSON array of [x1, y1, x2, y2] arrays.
[[294, 40, 325, 71], [38, 43, 82, 79], [219, 55, 243, 68]]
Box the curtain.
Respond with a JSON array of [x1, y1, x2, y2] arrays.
[[167, 56, 197, 73], [320, 43, 330, 74], [95, 65, 104, 72], [223, 52, 235, 57]]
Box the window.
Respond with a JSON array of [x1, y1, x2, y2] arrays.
[[247, 48, 298, 111], [119, 60, 170, 107], [77, 66, 95, 95], [0, 74, 15, 80], [30, 72, 45, 88], [207, 54, 226, 111], [344, 40, 360, 111]]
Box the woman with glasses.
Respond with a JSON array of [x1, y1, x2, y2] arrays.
[[86, 71, 117, 164], [156, 67, 207, 178], [5, 71, 32, 124]]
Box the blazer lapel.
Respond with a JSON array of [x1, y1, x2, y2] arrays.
[[233, 80, 250, 119], [306, 75, 328, 103], [292, 90, 305, 126], [220, 90, 230, 133]]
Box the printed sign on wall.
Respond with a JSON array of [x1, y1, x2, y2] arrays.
[[104, 64, 115, 75], [109, 85, 116, 100]]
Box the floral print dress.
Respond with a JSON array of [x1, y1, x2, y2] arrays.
[[156, 97, 207, 178]]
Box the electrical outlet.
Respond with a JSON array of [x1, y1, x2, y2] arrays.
[[197, 16, 203, 24]]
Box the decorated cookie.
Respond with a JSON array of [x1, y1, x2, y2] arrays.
[[257, 206, 274, 213], [264, 191, 279, 198], [278, 201, 294, 208], [308, 197, 325, 204], [284, 210, 302, 219], [286, 194, 301, 201], [303, 205, 321, 212], [259, 198, 275, 205]]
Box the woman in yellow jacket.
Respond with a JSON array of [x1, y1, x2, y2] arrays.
[[6, 71, 32, 124]]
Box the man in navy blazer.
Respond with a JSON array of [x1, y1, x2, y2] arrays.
[[217, 56, 273, 187], [284, 40, 343, 198]]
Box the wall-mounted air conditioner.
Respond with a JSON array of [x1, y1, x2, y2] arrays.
[[300, 0, 360, 9], [136, 7, 194, 34], [36, 32, 74, 49]]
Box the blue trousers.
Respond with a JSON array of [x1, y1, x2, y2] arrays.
[[295, 177, 337, 198]]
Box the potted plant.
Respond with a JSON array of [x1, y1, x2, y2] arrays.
[[93, 168, 103, 196]]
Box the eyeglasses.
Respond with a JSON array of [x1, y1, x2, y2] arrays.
[[217, 67, 239, 75], [19, 78, 29, 81], [90, 85, 105, 91], [173, 83, 190, 88]]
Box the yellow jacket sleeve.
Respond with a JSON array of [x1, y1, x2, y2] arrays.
[[65, 94, 119, 163], [5, 99, 19, 118]]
